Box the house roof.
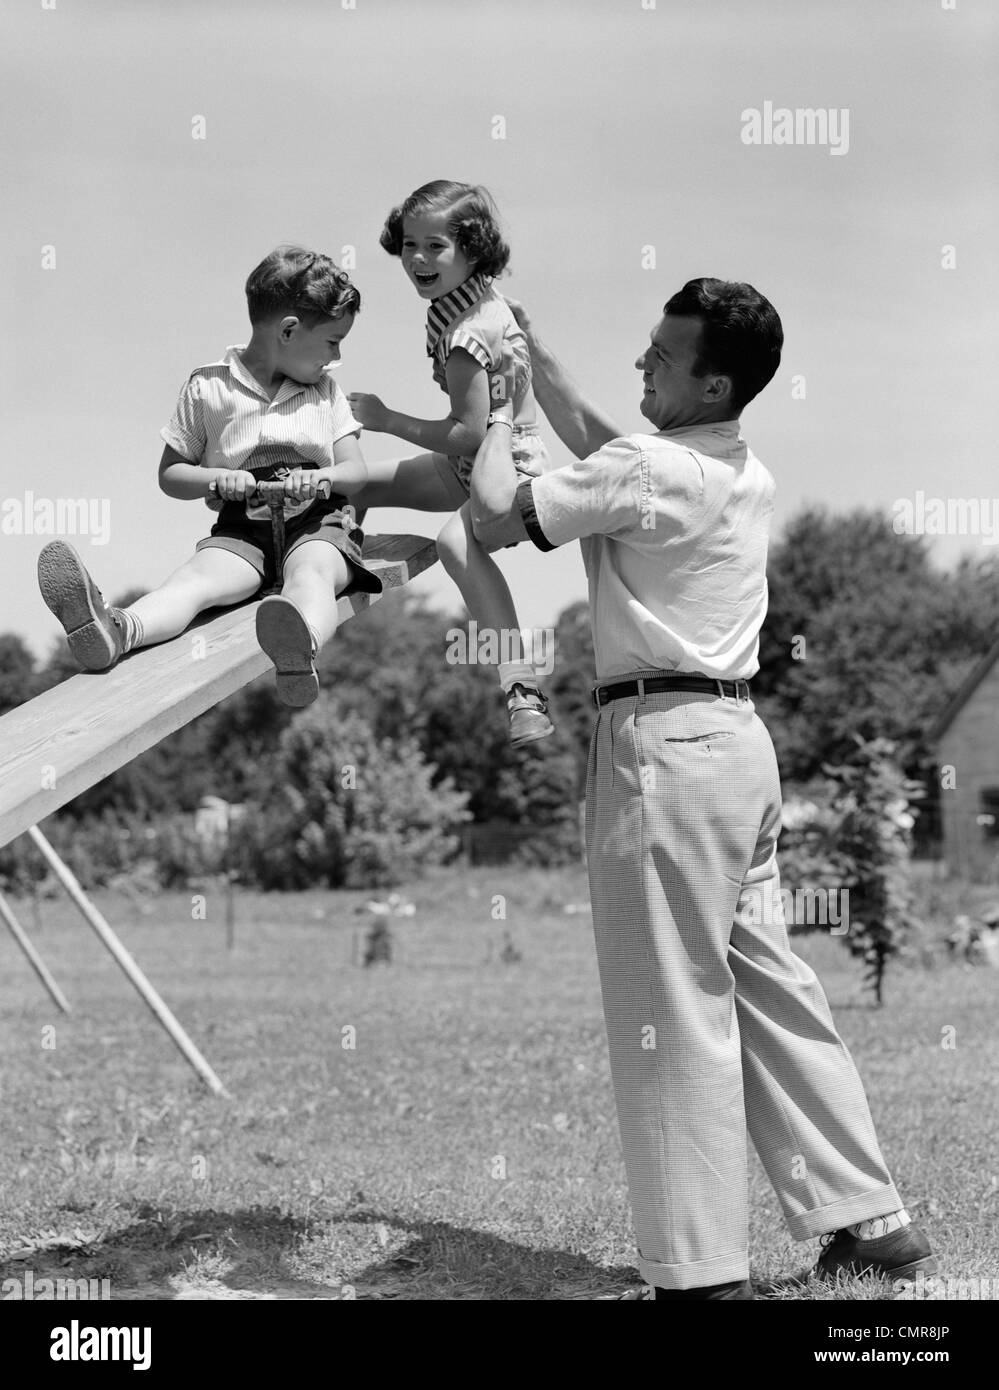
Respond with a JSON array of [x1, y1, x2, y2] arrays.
[[933, 638, 999, 742]]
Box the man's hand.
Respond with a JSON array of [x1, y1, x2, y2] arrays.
[[503, 296, 534, 338], [500, 299, 622, 460], [347, 391, 391, 432], [212, 470, 257, 502]]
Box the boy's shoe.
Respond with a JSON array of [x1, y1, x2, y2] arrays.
[[599, 1280, 753, 1300], [37, 540, 124, 671], [255, 594, 319, 708], [507, 682, 554, 748], [815, 1223, 937, 1284]]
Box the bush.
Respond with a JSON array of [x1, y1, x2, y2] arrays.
[[779, 738, 924, 1002], [237, 695, 471, 889], [152, 813, 225, 890], [493, 743, 582, 866], [0, 810, 162, 894]]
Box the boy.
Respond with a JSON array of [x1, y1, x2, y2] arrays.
[[38, 246, 380, 707]]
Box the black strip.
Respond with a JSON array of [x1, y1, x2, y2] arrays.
[[593, 676, 752, 707], [515, 479, 557, 551]]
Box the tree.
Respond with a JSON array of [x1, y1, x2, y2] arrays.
[[316, 590, 445, 744], [0, 634, 38, 714], [781, 738, 924, 1004], [238, 694, 470, 889], [492, 739, 582, 864], [755, 507, 999, 785], [548, 600, 596, 794]]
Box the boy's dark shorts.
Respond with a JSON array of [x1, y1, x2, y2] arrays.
[[196, 495, 383, 596]]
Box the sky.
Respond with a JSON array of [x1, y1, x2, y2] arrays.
[[2, 0, 997, 661]]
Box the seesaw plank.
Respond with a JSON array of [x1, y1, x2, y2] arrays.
[[0, 535, 437, 849]]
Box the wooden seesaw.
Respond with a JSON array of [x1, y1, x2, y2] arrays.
[[0, 526, 438, 1095]]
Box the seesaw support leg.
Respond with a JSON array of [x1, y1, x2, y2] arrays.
[[26, 824, 229, 1097], [0, 887, 71, 1015]]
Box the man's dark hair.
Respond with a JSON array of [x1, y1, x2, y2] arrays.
[[245, 245, 361, 326], [664, 278, 783, 412]]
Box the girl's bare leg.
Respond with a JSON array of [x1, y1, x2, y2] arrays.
[[351, 453, 464, 515], [436, 505, 553, 746], [436, 504, 522, 652]]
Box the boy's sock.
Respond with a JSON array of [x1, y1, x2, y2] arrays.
[[110, 607, 144, 655], [846, 1210, 911, 1240], [498, 661, 538, 694]]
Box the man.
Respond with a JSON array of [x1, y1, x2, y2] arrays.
[[470, 278, 936, 1299]]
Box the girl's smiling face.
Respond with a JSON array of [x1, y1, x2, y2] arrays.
[[400, 210, 474, 299]]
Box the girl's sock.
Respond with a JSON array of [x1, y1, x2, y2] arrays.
[[111, 607, 144, 654], [847, 1210, 911, 1240], [498, 661, 537, 693]]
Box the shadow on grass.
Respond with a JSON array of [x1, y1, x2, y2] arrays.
[[3, 1202, 635, 1301]]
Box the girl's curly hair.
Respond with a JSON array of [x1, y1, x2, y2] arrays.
[[379, 181, 510, 279]]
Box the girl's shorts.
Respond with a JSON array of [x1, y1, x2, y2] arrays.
[[196, 495, 383, 596], [430, 423, 549, 507]]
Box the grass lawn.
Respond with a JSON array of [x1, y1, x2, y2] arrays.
[[0, 863, 995, 1301]]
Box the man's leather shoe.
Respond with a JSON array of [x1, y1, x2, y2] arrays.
[[816, 1223, 937, 1282]]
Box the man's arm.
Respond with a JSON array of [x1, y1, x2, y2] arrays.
[[472, 422, 645, 556], [469, 417, 529, 551], [507, 298, 623, 460]]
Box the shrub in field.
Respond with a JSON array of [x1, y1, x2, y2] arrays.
[[151, 813, 227, 889], [0, 832, 49, 895], [238, 695, 471, 889], [0, 810, 161, 893], [779, 737, 924, 1003], [493, 743, 582, 866]]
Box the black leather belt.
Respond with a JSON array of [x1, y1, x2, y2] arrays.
[[593, 675, 751, 707]]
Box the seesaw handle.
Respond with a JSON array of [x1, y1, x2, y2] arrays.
[[207, 478, 332, 500]]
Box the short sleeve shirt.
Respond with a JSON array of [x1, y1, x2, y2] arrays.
[[160, 346, 361, 521], [426, 275, 532, 412], [516, 421, 775, 681]]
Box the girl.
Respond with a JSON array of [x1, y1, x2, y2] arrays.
[[346, 180, 553, 748]]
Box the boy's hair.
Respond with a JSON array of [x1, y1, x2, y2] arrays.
[[245, 246, 361, 326], [379, 180, 510, 279], [663, 278, 783, 412]]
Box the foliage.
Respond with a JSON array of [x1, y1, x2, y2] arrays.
[[492, 740, 583, 865], [9, 503, 999, 883], [779, 737, 924, 1003], [150, 812, 226, 890], [548, 600, 596, 794], [0, 810, 161, 894], [236, 694, 471, 890], [755, 507, 999, 792], [0, 634, 40, 715]]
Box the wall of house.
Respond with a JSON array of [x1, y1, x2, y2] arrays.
[[939, 658, 999, 881]]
